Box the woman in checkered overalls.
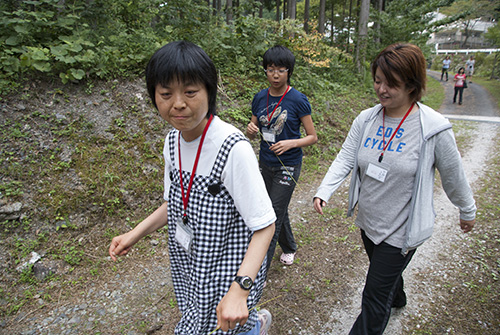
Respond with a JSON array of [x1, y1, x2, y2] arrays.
[[109, 41, 275, 335]]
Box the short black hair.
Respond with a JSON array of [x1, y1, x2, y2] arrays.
[[262, 45, 295, 84], [145, 41, 217, 116]]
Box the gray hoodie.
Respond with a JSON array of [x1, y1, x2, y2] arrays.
[[314, 102, 476, 254]]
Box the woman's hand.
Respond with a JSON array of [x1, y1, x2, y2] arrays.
[[269, 139, 296, 156], [460, 218, 475, 233], [246, 122, 259, 137], [313, 197, 326, 215], [108, 202, 169, 262], [109, 232, 136, 261], [246, 115, 259, 140], [216, 282, 250, 331]]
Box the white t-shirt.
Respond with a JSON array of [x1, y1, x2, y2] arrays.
[[163, 116, 275, 231]]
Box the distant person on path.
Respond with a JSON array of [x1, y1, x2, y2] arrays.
[[109, 41, 275, 335], [313, 43, 476, 335], [453, 67, 467, 105], [466, 56, 475, 80], [441, 55, 451, 81], [246, 45, 317, 270]]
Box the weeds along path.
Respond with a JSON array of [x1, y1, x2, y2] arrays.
[[320, 77, 500, 334]]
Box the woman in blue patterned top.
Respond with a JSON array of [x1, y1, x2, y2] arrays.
[[246, 45, 317, 271]]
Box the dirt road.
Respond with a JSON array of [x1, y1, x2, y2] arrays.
[[321, 72, 500, 334]]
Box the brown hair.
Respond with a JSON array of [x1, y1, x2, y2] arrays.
[[371, 43, 427, 102]]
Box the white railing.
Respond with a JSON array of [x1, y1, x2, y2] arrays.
[[434, 44, 500, 54]]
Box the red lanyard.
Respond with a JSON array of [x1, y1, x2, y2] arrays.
[[266, 85, 290, 122], [178, 114, 213, 217], [379, 102, 415, 163]]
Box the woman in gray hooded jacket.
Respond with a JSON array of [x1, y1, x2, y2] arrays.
[[313, 43, 476, 335]]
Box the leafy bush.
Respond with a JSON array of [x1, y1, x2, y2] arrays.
[[0, 0, 360, 99], [0, 0, 93, 81]]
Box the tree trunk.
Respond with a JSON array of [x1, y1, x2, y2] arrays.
[[212, 0, 216, 16], [226, 0, 233, 24], [461, 20, 478, 48], [330, 1, 334, 44], [304, 0, 310, 33], [319, 0, 326, 34], [355, 0, 369, 75], [289, 0, 296, 19], [276, 0, 280, 21], [345, 0, 353, 53], [374, 0, 384, 44]]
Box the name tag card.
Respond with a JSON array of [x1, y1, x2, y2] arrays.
[[262, 128, 276, 143], [366, 163, 388, 183], [175, 216, 194, 253]]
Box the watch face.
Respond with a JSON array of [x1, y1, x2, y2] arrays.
[[236, 276, 253, 290], [242, 277, 253, 289]]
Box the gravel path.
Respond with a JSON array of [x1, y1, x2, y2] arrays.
[[322, 71, 500, 334]]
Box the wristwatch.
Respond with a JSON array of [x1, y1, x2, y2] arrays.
[[234, 276, 253, 290]]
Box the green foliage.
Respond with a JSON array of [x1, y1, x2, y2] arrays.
[[201, 16, 273, 76], [484, 25, 500, 79], [60, 241, 84, 266], [367, 0, 448, 60], [485, 23, 500, 46], [0, 0, 161, 89], [0, 180, 24, 198], [0, 0, 361, 96], [421, 75, 445, 110], [440, 0, 499, 21], [471, 76, 500, 110], [1, 0, 91, 78]]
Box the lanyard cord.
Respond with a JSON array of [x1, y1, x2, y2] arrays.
[[266, 85, 290, 122], [178, 114, 214, 217], [262, 86, 302, 190], [379, 102, 415, 163], [257, 128, 304, 194]]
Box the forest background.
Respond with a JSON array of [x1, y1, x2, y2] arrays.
[[1, 0, 500, 334]]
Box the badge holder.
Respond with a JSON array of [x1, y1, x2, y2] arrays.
[[261, 128, 276, 143], [366, 161, 390, 183], [175, 216, 194, 254]]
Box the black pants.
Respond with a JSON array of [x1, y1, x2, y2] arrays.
[[441, 67, 448, 80], [349, 231, 416, 335], [453, 86, 464, 104], [259, 162, 301, 271]]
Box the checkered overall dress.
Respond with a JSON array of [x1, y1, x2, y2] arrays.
[[167, 130, 267, 334]]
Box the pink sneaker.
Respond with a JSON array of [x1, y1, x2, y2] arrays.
[[258, 309, 272, 335], [280, 252, 295, 265]]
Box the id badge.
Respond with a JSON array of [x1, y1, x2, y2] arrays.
[[262, 128, 276, 143], [366, 162, 389, 183], [175, 216, 194, 253]]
